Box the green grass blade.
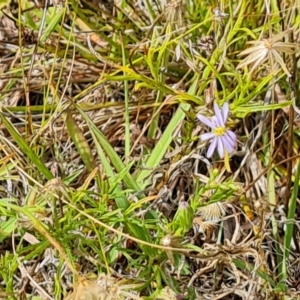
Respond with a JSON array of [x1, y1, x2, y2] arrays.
[[65, 112, 95, 172], [120, 34, 131, 160], [134, 102, 190, 188], [40, 8, 64, 42], [87, 125, 130, 209], [282, 161, 300, 282], [74, 104, 141, 192], [0, 113, 53, 180], [134, 76, 201, 188], [233, 258, 275, 287]]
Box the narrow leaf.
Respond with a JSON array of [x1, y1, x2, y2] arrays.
[[75, 105, 141, 192], [135, 102, 190, 188], [0, 113, 53, 180], [65, 112, 95, 172]]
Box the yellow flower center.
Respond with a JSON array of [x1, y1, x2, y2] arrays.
[[213, 127, 226, 136]]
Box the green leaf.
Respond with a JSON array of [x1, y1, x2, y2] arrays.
[[125, 221, 155, 256], [282, 162, 300, 281], [65, 112, 95, 172], [40, 8, 64, 42], [233, 258, 275, 287], [75, 104, 141, 192], [0, 113, 53, 180], [135, 102, 190, 187], [0, 217, 17, 242]]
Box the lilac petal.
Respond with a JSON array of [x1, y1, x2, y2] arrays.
[[225, 130, 237, 145], [222, 135, 235, 153], [217, 136, 224, 158], [211, 116, 219, 127], [207, 137, 218, 158], [221, 135, 234, 153], [213, 102, 224, 127], [221, 102, 229, 124], [197, 114, 215, 128], [200, 132, 215, 141]]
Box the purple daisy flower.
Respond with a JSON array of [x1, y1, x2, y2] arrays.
[[197, 102, 236, 158]]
